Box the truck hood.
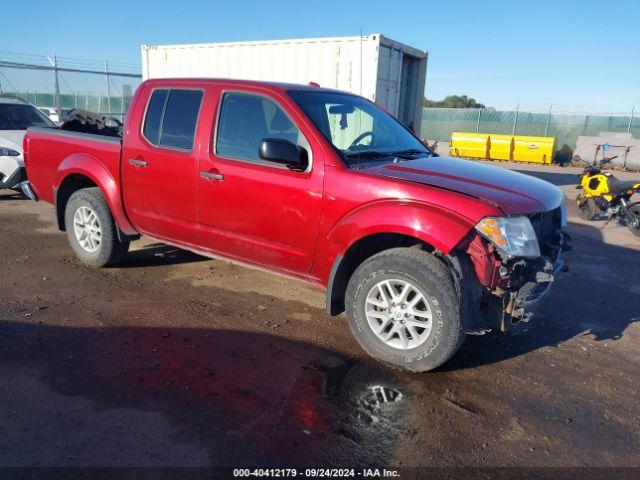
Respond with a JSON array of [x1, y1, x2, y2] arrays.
[[365, 156, 563, 214], [0, 130, 25, 153]]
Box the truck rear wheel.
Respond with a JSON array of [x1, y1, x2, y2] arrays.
[[345, 248, 463, 372], [64, 188, 129, 267]]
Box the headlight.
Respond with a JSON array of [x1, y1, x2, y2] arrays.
[[475, 216, 540, 258], [0, 147, 20, 157]]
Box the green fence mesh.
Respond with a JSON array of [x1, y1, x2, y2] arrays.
[[17, 92, 129, 114], [421, 108, 640, 151]]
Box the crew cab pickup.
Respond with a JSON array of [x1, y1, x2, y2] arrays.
[[22, 79, 569, 372]]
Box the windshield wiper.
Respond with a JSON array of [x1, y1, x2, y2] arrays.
[[390, 149, 430, 157], [344, 150, 390, 159]]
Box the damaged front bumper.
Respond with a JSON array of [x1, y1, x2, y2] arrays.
[[459, 229, 571, 334], [499, 237, 569, 331]]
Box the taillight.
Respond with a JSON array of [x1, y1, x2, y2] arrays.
[[22, 135, 29, 165]]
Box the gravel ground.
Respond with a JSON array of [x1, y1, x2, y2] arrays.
[[0, 162, 638, 470]]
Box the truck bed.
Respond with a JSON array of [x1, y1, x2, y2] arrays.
[[25, 127, 122, 204]]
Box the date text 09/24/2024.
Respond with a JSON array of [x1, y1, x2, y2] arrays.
[[232, 468, 400, 477]]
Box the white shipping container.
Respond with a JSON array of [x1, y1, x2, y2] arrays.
[[141, 34, 427, 132]]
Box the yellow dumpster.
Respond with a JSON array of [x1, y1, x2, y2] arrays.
[[449, 132, 489, 159], [449, 132, 556, 164], [512, 135, 555, 164], [488, 134, 514, 161]]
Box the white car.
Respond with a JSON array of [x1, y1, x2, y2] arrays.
[[38, 107, 60, 123], [0, 97, 55, 191]]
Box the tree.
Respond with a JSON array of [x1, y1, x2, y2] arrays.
[[423, 95, 486, 108]]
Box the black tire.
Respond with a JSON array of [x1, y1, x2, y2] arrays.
[[345, 248, 463, 373], [576, 195, 597, 221], [627, 204, 640, 238], [64, 187, 129, 267]]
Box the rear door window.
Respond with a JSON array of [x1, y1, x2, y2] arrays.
[[160, 90, 203, 150], [142, 89, 168, 145], [142, 89, 203, 150]]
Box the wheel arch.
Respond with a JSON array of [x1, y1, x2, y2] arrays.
[[323, 202, 475, 316], [55, 154, 137, 236], [326, 232, 442, 316], [55, 173, 98, 231]]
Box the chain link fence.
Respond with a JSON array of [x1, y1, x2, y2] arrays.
[[2, 52, 637, 155], [421, 107, 639, 151], [0, 52, 141, 122]]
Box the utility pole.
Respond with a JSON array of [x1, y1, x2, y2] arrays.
[[512, 103, 520, 135], [105, 60, 111, 115], [544, 105, 552, 137], [628, 106, 635, 133], [53, 56, 61, 118]]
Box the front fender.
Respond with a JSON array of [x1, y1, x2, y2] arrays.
[[329, 200, 473, 253], [318, 200, 475, 285], [55, 153, 137, 235]]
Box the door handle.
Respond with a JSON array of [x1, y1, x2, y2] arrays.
[[129, 158, 148, 167], [200, 171, 224, 181]]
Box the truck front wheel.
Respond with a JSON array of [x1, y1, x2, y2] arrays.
[[64, 187, 129, 267], [345, 248, 463, 372]]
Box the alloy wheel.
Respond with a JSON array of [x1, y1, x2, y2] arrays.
[[365, 278, 433, 350], [73, 206, 102, 253]]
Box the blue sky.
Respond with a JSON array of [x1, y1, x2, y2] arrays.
[[2, 0, 639, 112]]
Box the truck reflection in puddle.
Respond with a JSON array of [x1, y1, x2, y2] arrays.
[[275, 359, 410, 466]]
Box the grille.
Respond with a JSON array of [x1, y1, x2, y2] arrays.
[[529, 207, 562, 244]]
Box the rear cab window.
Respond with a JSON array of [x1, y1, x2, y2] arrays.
[[142, 89, 203, 150]]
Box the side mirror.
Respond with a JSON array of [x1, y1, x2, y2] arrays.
[[259, 138, 308, 171]]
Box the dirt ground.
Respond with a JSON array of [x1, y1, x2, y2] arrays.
[[0, 162, 639, 470]]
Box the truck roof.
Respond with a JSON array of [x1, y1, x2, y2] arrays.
[[141, 78, 353, 96]]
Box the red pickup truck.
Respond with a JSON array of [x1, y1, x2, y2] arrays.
[[22, 78, 569, 371]]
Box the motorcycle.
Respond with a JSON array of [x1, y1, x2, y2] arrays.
[[575, 152, 640, 238]]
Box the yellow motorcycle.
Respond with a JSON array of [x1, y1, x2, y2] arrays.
[[576, 155, 640, 237]]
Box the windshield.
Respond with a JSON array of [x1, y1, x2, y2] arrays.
[[0, 103, 55, 130], [288, 90, 430, 167]]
